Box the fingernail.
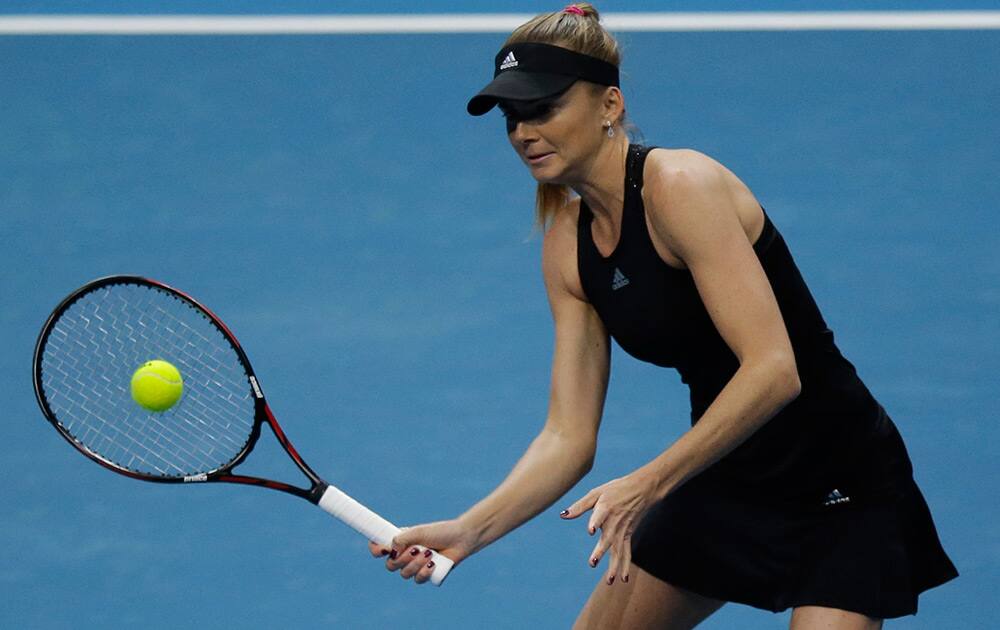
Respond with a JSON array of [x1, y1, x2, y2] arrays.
[[623, 574, 629, 583], [589, 527, 595, 535], [426, 561, 435, 569], [409, 547, 420, 557], [607, 575, 615, 585], [423, 549, 433, 558], [389, 550, 398, 560], [379, 548, 389, 556], [590, 557, 597, 567], [559, 509, 569, 517]]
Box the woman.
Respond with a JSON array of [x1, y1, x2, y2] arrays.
[[370, 5, 958, 628]]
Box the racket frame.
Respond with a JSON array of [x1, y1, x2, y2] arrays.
[[33, 275, 454, 585], [32, 275, 329, 503]]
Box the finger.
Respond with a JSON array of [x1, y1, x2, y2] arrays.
[[588, 533, 612, 570], [390, 525, 415, 551], [385, 544, 421, 572], [602, 539, 619, 585], [586, 503, 607, 536], [413, 556, 437, 585], [398, 546, 430, 579], [560, 488, 600, 520], [387, 528, 417, 564], [386, 547, 411, 574], [604, 566, 616, 586], [384, 547, 402, 572], [619, 534, 633, 584], [607, 532, 632, 586], [368, 540, 390, 558]]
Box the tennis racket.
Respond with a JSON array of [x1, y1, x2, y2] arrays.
[[32, 275, 454, 585]]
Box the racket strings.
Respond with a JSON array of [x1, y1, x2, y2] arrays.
[[39, 282, 256, 478]]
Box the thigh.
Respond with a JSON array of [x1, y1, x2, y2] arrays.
[[573, 564, 725, 630], [790, 606, 883, 630]]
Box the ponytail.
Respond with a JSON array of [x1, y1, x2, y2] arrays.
[[535, 183, 571, 231]]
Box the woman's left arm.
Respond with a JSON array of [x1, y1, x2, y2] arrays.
[[561, 150, 802, 584]]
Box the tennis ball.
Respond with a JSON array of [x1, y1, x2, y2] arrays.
[[130, 359, 184, 412]]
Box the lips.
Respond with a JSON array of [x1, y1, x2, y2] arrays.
[[526, 152, 553, 163]]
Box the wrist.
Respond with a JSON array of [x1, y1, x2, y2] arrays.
[[456, 510, 493, 555], [635, 458, 679, 501]]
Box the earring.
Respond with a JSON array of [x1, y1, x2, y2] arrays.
[[604, 121, 615, 138]]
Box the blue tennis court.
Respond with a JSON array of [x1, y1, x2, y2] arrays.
[[2, 2, 997, 628]]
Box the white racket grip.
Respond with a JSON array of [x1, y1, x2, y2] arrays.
[[317, 484, 455, 586]]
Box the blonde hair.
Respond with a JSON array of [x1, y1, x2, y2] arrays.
[[504, 4, 623, 230]]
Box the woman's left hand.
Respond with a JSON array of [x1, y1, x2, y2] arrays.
[[559, 471, 661, 585]]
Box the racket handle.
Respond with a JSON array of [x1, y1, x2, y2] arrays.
[[317, 484, 455, 586]]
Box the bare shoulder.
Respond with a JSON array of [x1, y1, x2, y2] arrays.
[[644, 148, 726, 189], [641, 148, 764, 265], [542, 198, 587, 302], [643, 148, 755, 210]]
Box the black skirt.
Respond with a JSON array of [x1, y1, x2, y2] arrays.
[[630, 469, 959, 619]]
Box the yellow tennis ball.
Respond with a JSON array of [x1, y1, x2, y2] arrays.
[[130, 359, 184, 412]]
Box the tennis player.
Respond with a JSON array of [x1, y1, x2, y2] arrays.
[[371, 4, 958, 628]]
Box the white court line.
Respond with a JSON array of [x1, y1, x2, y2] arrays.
[[0, 12, 999, 35]]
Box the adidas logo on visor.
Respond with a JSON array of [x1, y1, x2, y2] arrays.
[[500, 52, 518, 70]]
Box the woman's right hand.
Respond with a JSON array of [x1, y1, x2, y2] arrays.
[[367, 518, 475, 584]]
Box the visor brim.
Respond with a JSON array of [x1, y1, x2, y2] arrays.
[[466, 72, 577, 116]]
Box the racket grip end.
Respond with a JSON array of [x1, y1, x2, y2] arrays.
[[317, 484, 455, 587], [428, 554, 455, 586]]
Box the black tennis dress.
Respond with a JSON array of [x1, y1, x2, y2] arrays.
[[577, 145, 958, 619]]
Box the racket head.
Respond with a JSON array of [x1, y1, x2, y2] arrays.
[[33, 275, 263, 483]]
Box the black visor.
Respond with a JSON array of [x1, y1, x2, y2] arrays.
[[467, 42, 619, 116]]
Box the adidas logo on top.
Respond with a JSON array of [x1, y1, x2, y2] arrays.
[[612, 267, 630, 290], [500, 52, 518, 70]]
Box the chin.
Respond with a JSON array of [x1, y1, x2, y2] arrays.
[[526, 160, 566, 184], [529, 173, 564, 186]]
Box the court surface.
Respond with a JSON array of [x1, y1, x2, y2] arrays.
[[2, 2, 997, 628]]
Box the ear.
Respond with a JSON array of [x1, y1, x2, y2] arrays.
[[600, 86, 625, 123]]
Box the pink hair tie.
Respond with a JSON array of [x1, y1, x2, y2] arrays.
[[563, 5, 585, 16]]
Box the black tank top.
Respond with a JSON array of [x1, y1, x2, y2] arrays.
[[577, 145, 909, 501]]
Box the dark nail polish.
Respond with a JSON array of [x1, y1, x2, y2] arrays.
[[389, 550, 398, 560], [623, 575, 629, 583], [608, 576, 615, 585], [560, 509, 569, 517], [590, 558, 597, 567], [426, 560, 435, 569], [589, 527, 595, 535], [424, 549, 433, 558], [379, 548, 389, 556], [409, 547, 420, 556]]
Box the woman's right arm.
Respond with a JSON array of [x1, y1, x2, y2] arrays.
[[456, 206, 611, 553], [379, 206, 611, 582]]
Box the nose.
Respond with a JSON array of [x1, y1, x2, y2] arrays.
[[507, 119, 536, 144]]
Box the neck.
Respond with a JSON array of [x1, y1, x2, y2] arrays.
[[570, 136, 630, 221]]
